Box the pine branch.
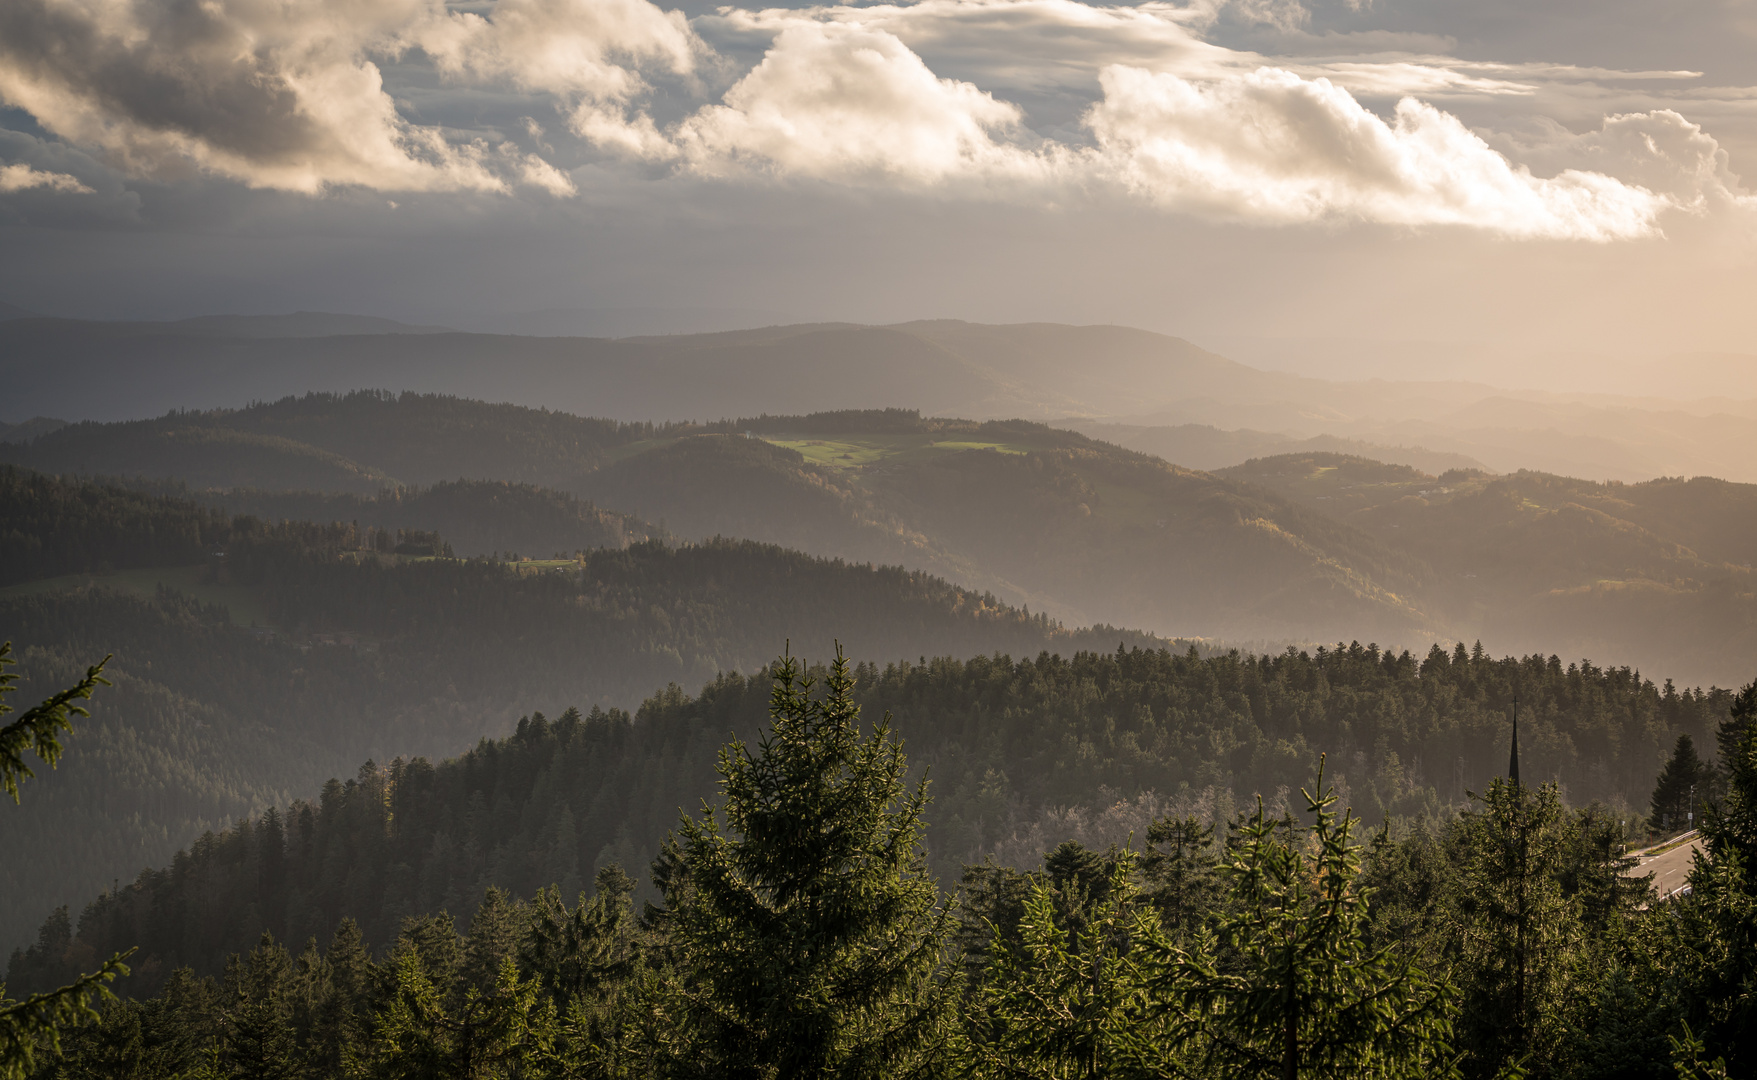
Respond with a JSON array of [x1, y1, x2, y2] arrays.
[[0, 642, 112, 803], [0, 949, 134, 1080]]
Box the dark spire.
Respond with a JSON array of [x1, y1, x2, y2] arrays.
[[1508, 695, 1521, 785]]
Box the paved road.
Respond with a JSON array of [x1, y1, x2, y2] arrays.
[[1628, 834, 1704, 900]]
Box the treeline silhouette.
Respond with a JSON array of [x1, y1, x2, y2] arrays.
[[11, 638, 1729, 1002], [0, 390, 680, 492], [11, 655, 1754, 1080]]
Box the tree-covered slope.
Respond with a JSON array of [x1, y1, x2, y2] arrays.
[[0, 466, 234, 586], [1217, 454, 1757, 684], [0, 392, 665, 493], [5, 397, 1443, 643], [202, 479, 664, 559], [0, 473, 1153, 955], [8, 639, 1731, 999], [0, 421, 395, 494]]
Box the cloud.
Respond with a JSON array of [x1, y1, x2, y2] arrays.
[[0, 0, 512, 193], [1085, 65, 1672, 238], [1498, 109, 1752, 213], [0, 162, 91, 194], [0, 0, 701, 193], [411, 0, 702, 150], [0, 0, 1745, 240], [673, 21, 1048, 184]]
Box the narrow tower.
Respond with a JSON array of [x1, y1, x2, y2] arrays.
[[1508, 695, 1521, 785]]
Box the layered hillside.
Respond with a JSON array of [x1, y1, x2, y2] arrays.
[[1217, 454, 1757, 683], [0, 471, 1154, 953], [3, 399, 1436, 644]]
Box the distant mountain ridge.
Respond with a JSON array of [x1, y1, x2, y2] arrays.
[[1066, 421, 1491, 475], [3, 314, 1750, 481]]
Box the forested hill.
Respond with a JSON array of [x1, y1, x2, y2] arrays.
[[0, 471, 1154, 954], [0, 392, 671, 494], [1, 396, 1436, 646], [13, 399, 1757, 681], [163, 478, 665, 559], [1215, 454, 1757, 685], [9, 641, 1733, 997]]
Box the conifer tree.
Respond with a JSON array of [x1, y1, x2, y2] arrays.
[[1140, 758, 1456, 1080], [969, 854, 1164, 1080], [521, 870, 636, 1007], [1649, 734, 1706, 833], [0, 642, 132, 1080], [360, 911, 549, 1080], [308, 918, 377, 1076], [462, 889, 524, 995], [1654, 681, 1757, 1075], [222, 933, 299, 1080], [1139, 816, 1223, 938], [524, 868, 642, 1079], [660, 648, 958, 1079], [1452, 779, 1579, 1078]]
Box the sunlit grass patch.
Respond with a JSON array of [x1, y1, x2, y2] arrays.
[[762, 434, 1035, 470]]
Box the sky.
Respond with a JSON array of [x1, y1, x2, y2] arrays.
[[3, 0, 1757, 379]]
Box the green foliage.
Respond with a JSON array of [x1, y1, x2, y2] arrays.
[[1138, 817, 1223, 939], [1640, 681, 1757, 1076], [0, 643, 110, 804], [220, 935, 299, 1080], [1141, 760, 1456, 1080], [360, 951, 547, 1080], [0, 957, 132, 1080], [658, 650, 958, 1079], [0, 644, 130, 1080], [1649, 735, 1708, 832], [1451, 780, 1580, 1078], [22, 637, 1727, 1005], [969, 855, 1160, 1080], [0, 467, 233, 588]]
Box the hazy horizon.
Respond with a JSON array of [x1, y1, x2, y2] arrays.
[[4, 0, 1757, 387]]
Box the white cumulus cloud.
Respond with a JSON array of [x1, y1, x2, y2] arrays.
[[1085, 65, 1673, 238], [674, 22, 1047, 184], [412, 0, 701, 150], [0, 162, 92, 193]]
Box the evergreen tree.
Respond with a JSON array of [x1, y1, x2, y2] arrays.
[[1651, 681, 1757, 1075], [1139, 816, 1223, 939], [523, 868, 642, 1080], [660, 648, 958, 1079], [1141, 758, 1457, 1080], [521, 871, 635, 1008], [1649, 735, 1706, 833], [0, 642, 131, 1080], [359, 914, 549, 1080], [461, 890, 524, 996], [305, 919, 376, 1077], [221, 934, 299, 1080], [1452, 780, 1579, 1078], [968, 854, 1163, 1080]]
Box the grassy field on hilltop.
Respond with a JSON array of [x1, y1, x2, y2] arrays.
[[761, 433, 1037, 469]]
